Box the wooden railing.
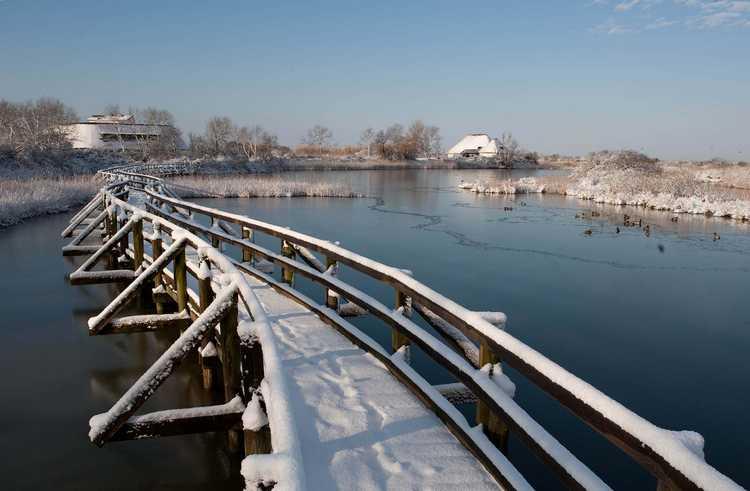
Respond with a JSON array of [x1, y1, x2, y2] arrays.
[[63, 177, 305, 489], [61, 165, 744, 490]]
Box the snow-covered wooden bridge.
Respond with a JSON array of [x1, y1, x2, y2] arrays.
[[61, 165, 743, 490]]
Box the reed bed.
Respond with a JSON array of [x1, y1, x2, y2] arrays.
[[0, 176, 99, 228], [169, 175, 364, 199], [462, 152, 750, 221]]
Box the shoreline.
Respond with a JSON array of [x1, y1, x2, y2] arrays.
[[461, 176, 750, 222]]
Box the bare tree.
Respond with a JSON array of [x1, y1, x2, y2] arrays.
[[359, 128, 375, 158], [134, 107, 182, 157], [206, 116, 235, 156], [426, 125, 441, 157], [238, 125, 278, 161], [0, 98, 78, 154], [305, 125, 333, 157], [498, 132, 520, 167]]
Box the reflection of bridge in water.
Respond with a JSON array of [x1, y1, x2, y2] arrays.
[[60, 164, 741, 490]]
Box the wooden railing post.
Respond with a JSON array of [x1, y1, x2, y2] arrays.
[[132, 217, 144, 270], [392, 289, 411, 355], [106, 205, 118, 269], [174, 245, 188, 313], [210, 217, 220, 249], [150, 224, 167, 313], [118, 215, 129, 265], [281, 240, 295, 285], [241, 335, 271, 455], [241, 226, 254, 263], [476, 339, 509, 454], [198, 258, 218, 390], [220, 290, 242, 452], [325, 256, 338, 309]]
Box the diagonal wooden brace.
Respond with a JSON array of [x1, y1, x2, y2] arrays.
[[87, 237, 188, 335], [89, 284, 239, 446], [61, 192, 103, 238]]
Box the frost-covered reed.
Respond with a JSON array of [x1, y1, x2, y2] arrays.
[[169, 175, 363, 199], [0, 176, 99, 228], [462, 151, 750, 221]]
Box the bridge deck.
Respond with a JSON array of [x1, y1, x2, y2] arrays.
[[247, 275, 499, 489]]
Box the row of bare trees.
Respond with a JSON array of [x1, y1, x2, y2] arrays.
[[0, 98, 78, 155], [188, 116, 279, 161], [360, 121, 442, 160]]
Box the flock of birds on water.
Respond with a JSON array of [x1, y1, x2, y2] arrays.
[[499, 204, 722, 245], [574, 212, 720, 242]]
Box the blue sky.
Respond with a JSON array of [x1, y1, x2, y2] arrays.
[[0, 0, 748, 160]]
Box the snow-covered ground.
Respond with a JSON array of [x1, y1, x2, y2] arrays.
[[461, 152, 750, 221]]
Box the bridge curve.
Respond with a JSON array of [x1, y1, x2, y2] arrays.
[[59, 164, 743, 490]]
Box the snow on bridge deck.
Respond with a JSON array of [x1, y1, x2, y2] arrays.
[[245, 274, 499, 490]]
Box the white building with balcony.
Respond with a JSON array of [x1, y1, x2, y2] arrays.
[[63, 114, 168, 151]]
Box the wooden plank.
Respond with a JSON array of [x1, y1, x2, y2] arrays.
[[69, 269, 137, 286], [97, 312, 192, 335], [62, 245, 101, 256], [109, 407, 242, 441]]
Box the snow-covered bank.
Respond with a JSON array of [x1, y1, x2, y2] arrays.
[[169, 175, 363, 199], [461, 151, 750, 221], [0, 176, 98, 228]]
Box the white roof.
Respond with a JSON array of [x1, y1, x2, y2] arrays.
[[447, 134, 491, 155], [87, 114, 136, 124], [479, 138, 502, 155]]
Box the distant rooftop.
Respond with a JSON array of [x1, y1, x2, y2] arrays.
[[87, 114, 136, 124]]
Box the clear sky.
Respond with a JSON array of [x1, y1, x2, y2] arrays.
[[1, 0, 748, 160]]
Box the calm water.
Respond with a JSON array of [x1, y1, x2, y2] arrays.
[[1, 169, 748, 489]]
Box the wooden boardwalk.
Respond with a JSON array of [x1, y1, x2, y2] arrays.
[[60, 164, 744, 490]]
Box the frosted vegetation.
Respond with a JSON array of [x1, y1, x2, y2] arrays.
[[168, 175, 363, 199], [464, 151, 750, 221], [0, 176, 98, 228]]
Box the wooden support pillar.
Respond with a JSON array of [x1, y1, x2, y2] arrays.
[[220, 291, 242, 452], [241, 227, 254, 263], [325, 256, 338, 310], [174, 246, 188, 313], [476, 339, 509, 454], [392, 289, 411, 355], [281, 240, 295, 286]]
